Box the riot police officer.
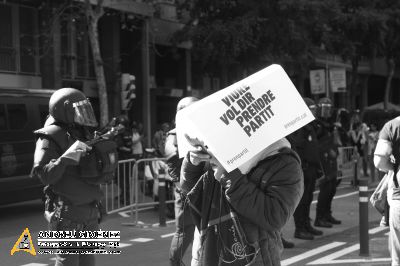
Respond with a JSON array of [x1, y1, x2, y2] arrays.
[[31, 88, 103, 266], [314, 97, 342, 228], [112, 115, 133, 203], [289, 98, 324, 240], [112, 115, 133, 160]]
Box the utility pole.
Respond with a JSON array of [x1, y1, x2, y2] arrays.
[[142, 18, 151, 147]]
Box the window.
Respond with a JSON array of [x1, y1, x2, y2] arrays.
[[0, 4, 38, 73], [8, 104, 28, 130], [0, 5, 15, 71], [0, 105, 7, 130], [19, 6, 36, 73], [61, 14, 95, 79], [39, 104, 49, 126], [0, 104, 28, 131]]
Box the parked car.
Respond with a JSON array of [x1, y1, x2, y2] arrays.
[[0, 88, 53, 205]]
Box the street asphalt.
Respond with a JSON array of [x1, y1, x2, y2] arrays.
[[0, 177, 393, 266]]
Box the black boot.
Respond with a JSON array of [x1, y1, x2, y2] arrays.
[[294, 229, 314, 240], [281, 237, 295, 248], [325, 214, 341, 225], [306, 223, 323, 236], [314, 217, 333, 228]]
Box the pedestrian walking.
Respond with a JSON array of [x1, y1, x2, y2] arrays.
[[349, 121, 368, 177], [374, 116, 400, 265], [165, 96, 199, 266], [368, 123, 379, 182]]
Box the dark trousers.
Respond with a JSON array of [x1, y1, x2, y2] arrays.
[[316, 178, 341, 219], [49, 202, 99, 266], [117, 154, 134, 203], [169, 185, 195, 266], [294, 165, 317, 229]]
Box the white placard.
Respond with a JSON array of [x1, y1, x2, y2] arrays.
[[176, 64, 315, 172], [310, 69, 326, 94]]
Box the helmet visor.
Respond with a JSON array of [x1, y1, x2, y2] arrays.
[[319, 103, 332, 118], [72, 99, 98, 127], [308, 104, 317, 116]]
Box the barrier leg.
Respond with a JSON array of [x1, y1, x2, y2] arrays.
[[158, 168, 167, 227], [359, 179, 369, 256]]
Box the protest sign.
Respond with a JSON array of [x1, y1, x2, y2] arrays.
[[176, 64, 315, 172]]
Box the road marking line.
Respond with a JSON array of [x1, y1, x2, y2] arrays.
[[118, 242, 133, 248], [281, 242, 346, 266], [21, 262, 49, 266], [119, 211, 130, 217], [307, 244, 390, 264], [129, 238, 153, 242], [313, 258, 392, 264], [385, 232, 390, 236], [312, 191, 358, 204], [308, 244, 359, 264], [152, 220, 175, 227], [118, 207, 155, 217], [161, 232, 175, 238], [369, 226, 389, 234]]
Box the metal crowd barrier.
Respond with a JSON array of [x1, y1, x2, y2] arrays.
[[101, 157, 174, 227], [101, 158, 136, 214], [337, 146, 358, 186]]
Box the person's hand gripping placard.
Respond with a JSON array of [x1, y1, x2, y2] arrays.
[[185, 134, 226, 182]]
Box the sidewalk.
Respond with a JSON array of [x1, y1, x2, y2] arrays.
[[102, 177, 390, 265], [281, 178, 391, 265]]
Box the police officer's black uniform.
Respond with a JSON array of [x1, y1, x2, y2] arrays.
[[31, 88, 104, 266], [314, 97, 342, 228], [112, 115, 133, 203], [289, 98, 324, 240]]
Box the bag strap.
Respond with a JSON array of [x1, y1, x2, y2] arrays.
[[249, 147, 300, 190], [393, 162, 399, 188]]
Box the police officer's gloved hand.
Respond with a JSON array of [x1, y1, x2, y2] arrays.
[[61, 140, 91, 165]]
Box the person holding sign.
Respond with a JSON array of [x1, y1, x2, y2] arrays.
[[180, 136, 303, 265]]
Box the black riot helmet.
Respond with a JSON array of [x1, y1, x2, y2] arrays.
[[303, 97, 317, 116], [49, 88, 98, 127], [317, 97, 333, 118], [115, 114, 129, 127]]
